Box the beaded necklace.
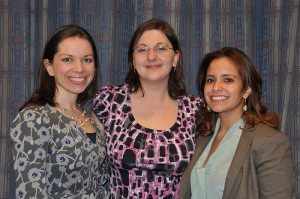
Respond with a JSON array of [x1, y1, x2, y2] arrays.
[[56, 103, 90, 127]]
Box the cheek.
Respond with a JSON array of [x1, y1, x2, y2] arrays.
[[204, 95, 210, 104], [132, 54, 141, 65], [203, 85, 210, 95], [203, 87, 210, 102], [166, 57, 175, 65], [88, 70, 95, 82], [133, 56, 143, 67]]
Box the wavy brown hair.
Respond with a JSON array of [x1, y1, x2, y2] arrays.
[[196, 47, 279, 136], [20, 25, 99, 111]]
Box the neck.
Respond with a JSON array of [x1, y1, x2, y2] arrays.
[[139, 77, 169, 92], [55, 101, 91, 127], [136, 87, 171, 103], [138, 81, 169, 97], [218, 112, 243, 133], [54, 95, 78, 111]]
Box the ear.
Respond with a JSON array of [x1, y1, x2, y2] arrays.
[[44, 59, 54, 76], [172, 51, 179, 67], [243, 86, 252, 99]]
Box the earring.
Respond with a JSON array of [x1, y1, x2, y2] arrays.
[[173, 67, 176, 72], [243, 98, 247, 112], [207, 105, 211, 112]]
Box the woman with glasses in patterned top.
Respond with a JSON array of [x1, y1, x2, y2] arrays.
[[93, 18, 203, 198]]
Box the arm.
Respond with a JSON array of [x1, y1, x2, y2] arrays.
[[91, 111, 109, 197], [10, 107, 50, 198], [255, 130, 296, 199]]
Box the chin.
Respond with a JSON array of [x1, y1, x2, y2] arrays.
[[210, 107, 223, 113]]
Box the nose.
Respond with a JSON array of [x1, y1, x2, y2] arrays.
[[212, 80, 223, 92], [73, 60, 84, 72], [146, 49, 157, 61]]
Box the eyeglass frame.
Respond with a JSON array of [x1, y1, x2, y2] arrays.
[[134, 43, 174, 55]]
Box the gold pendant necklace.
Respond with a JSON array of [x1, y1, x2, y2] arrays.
[[56, 103, 90, 127]]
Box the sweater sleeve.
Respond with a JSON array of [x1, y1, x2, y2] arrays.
[[10, 107, 50, 198]]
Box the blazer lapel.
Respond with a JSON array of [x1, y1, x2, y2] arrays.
[[222, 127, 255, 198], [196, 135, 212, 156]]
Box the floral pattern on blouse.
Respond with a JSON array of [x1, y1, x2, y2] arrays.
[[10, 104, 108, 199]]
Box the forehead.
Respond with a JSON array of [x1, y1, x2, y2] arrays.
[[207, 57, 239, 75], [57, 36, 92, 52], [136, 29, 170, 45]]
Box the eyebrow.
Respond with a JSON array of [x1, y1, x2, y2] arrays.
[[222, 74, 237, 78], [83, 54, 94, 57], [136, 42, 166, 46], [206, 74, 238, 78], [57, 54, 94, 57]]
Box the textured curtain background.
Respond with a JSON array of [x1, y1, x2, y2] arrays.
[[0, 0, 299, 198]]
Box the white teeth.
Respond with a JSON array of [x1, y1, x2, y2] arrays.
[[70, 77, 85, 81], [212, 96, 227, 100]]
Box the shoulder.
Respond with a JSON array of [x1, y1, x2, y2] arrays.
[[179, 95, 204, 115], [10, 104, 57, 141], [94, 84, 128, 100], [180, 94, 203, 106], [93, 84, 129, 107], [97, 84, 127, 95], [248, 123, 291, 150], [14, 104, 56, 121], [252, 123, 288, 140]]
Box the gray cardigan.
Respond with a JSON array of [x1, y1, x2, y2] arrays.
[[179, 123, 296, 199]]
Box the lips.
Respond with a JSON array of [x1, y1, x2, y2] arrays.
[[145, 64, 161, 69]]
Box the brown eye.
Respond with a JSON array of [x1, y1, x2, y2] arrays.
[[83, 58, 93, 63], [136, 47, 149, 54], [206, 78, 214, 83], [224, 78, 234, 83], [154, 45, 168, 52], [62, 58, 72, 62]]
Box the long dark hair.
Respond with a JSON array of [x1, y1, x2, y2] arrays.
[[196, 47, 279, 136], [20, 25, 99, 111], [125, 18, 186, 99]]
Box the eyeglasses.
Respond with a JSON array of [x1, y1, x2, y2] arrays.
[[135, 44, 173, 55]]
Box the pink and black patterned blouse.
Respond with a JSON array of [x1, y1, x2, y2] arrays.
[[93, 84, 202, 199]]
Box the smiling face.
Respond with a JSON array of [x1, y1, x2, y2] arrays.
[[132, 29, 179, 85], [44, 36, 95, 98], [204, 57, 251, 119]]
